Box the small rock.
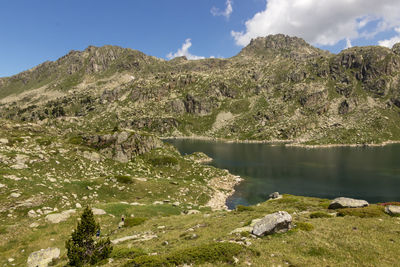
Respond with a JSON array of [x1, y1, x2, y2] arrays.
[[27, 247, 60, 267], [75, 203, 82, 209], [328, 197, 369, 209], [8, 258, 14, 262], [28, 210, 37, 218], [29, 222, 40, 228], [10, 192, 21, 198], [230, 226, 253, 234], [0, 138, 9, 144], [385, 205, 400, 216], [252, 211, 292, 237], [0, 183, 5, 188], [172, 201, 180, 206]]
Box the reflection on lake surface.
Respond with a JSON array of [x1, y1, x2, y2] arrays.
[[165, 139, 400, 209]]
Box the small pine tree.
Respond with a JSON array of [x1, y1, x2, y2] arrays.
[[66, 206, 113, 266]]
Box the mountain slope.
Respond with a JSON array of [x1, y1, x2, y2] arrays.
[[1, 34, 400, 145]]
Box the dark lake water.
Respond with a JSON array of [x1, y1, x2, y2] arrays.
[[165, 139, 400, 208]]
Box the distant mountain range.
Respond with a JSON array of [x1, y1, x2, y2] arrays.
[[1, 34, 400, 145]]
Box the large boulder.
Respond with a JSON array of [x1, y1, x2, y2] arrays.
[[328, 197, 369, 209], [27, 247, 60, 267], [385, 205, 400, 216], [252, 211, 292, 237]]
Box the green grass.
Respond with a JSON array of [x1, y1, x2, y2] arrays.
[[125, 243, 246, 267], [309, 212, 333, 219], [235, 205, 254, 212], [336, 205, 385, 218], [124, 217, 147, 227]]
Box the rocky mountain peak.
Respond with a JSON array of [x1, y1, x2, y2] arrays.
[[238, 34, 329, 59], [392, 42, 400, 55]]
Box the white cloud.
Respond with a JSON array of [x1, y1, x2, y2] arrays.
[[166, 39, 205, 60], [211, 0, 233, 19], [231, 0, 400, 47], [378, 28, 400, 48]]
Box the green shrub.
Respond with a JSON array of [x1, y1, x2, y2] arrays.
[[65, 207, 113, 266], [69, 135, 83, 145], [149, 156, 178, 166], [236, 205, 254, 212], [111, 247, 146, 259], [115, 175, 133, 184], [124, 217, 147, 227], [309, 212, 333, 219], [295, 222, 314, 231], [126, 243, 245, 267], [36, 138, 52, 146], [337, 205, 385, 218]]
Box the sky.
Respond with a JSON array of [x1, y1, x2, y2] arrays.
[[1, 0, 400, 77]]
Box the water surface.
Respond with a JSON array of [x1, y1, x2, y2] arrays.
[[165, 139, 400, 208]]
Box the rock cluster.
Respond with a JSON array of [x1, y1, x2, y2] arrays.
[[84, 131, 162, 163]]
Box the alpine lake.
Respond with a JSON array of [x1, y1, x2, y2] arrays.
[[164, 139, 400, 209]]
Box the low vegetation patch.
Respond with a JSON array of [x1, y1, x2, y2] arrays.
[[115, 175, 133, 184], [148, 156, 178, 166], [236, 205, 254, 212], [295, 222, 314, 231], [378, 202, 400, 206], [125, 243, 246, 267], [111, 247, 146, 259], [124, 217, 147, 227], [309, 212, 333, 219], [337, 205, 385, 218]]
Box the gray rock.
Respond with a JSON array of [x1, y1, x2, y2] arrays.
[[82, 151, 101, 162], [252, 211, 292, 237], [0, 138, 8, 144], [328, 197, 369, 209], [45, 209, 75, 224], [92, 208, 107, 215], [269, 192, 281, 199], [27, 247, 60, 267], [385, 205, 400, 216]]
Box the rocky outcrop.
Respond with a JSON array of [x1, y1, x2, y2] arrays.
[[27, 247, 60, 267], [45, 209, 76, 224], [328, 197, 369, 209], [252, 211, 292, 236], [183, 94, 218, 115], [239, 34, 329, 60], [84, 131, 162, 163]]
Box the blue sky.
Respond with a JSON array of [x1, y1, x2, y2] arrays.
[[1, 0, 400, 77]]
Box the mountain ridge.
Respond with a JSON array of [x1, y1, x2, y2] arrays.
[[1, 34, 400, 145]]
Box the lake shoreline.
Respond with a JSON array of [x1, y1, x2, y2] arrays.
[[162, 136, 400, 148]]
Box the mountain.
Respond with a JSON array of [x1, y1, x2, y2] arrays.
[[1, 34, 400, 145]]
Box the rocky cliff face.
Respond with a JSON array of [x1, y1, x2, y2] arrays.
[[1, 34, 400, 145], [84, 131, 162, 163]]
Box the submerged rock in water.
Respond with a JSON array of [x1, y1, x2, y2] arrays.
[[27, 247, 60, 267], [252, 211, 292, 236], [328, 197, 369, 209]]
